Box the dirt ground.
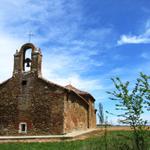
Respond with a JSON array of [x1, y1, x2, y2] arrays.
[[105, 126, 131, 131]]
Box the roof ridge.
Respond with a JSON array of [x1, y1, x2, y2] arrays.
[[38, 77, 67, 90], [65, 84, 88, 94], [38, 78, 89, 105]]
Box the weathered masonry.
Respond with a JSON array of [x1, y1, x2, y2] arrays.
[[0, 43, 96, 135]]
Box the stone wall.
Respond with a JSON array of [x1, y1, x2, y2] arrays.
[[0, 73, 65, 135], [0, 73, 96, 135], [63, 91, 89, 133], [0, 78, 19, 135], [88, 99, 96, 128], [32, 78, 65, 135]]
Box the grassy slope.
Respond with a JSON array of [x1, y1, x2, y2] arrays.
[[0, 131, 150, 150]]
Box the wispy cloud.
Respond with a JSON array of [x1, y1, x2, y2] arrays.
[[117, 19, 150, 45], [0, 31, 24, 81], [117, 34, 150, 45], [43, 72, 103, 92], [141, 52, 150, 60], [0, 0, 110, 94]]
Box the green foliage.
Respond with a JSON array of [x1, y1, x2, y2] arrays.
[[138, 72, 150, 110], [107, 73, 150, 150], [107, 75, 146, 126]]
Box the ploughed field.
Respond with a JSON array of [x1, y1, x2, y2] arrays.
[[0, 127, 150, 150]]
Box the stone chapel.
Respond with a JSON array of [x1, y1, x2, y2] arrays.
[[0, 43, 96, 135]]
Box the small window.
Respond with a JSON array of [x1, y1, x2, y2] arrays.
[[21, 124, 26, 131], [22, 80, 27, 85], [19, 122, 27, 133]]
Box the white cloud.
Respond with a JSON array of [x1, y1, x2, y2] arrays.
[[0, 0, 108, 96], [84, 28, 112, 41], [118, 19, 150, 45], [0, 32, 24, 82], [117, 34, 150, 45], [42, 70, 103, 92]]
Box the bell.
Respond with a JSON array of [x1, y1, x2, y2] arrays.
[[25, 58, 31, 67], [26, 62, 30, 67]]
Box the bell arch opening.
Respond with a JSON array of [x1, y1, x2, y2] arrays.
[[19, 43, 35, 72], [23, 48, 32, 72]]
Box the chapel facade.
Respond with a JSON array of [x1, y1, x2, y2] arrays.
[[0, 43, 96, 135]]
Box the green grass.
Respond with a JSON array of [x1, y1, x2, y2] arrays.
[[0, 131, 150, 150]]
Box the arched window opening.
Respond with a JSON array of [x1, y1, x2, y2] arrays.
[[23, 48, 32, 72]]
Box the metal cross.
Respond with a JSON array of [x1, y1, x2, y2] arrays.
[[28, 31, 34, 43]]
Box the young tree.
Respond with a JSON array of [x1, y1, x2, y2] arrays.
[[138, 73, 150, 110], [98, 102, 104, 125], [107, 73, 149, 150]]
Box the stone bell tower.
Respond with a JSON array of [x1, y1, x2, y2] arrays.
[[13, 43, 42, 77]]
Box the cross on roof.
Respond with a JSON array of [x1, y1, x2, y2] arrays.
[[27, 32, 34, 43]]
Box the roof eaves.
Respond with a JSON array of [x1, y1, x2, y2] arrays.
[[39, 78, 89, 105]]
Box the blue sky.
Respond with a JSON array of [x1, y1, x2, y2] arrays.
[[0, 0, 150, 124]]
